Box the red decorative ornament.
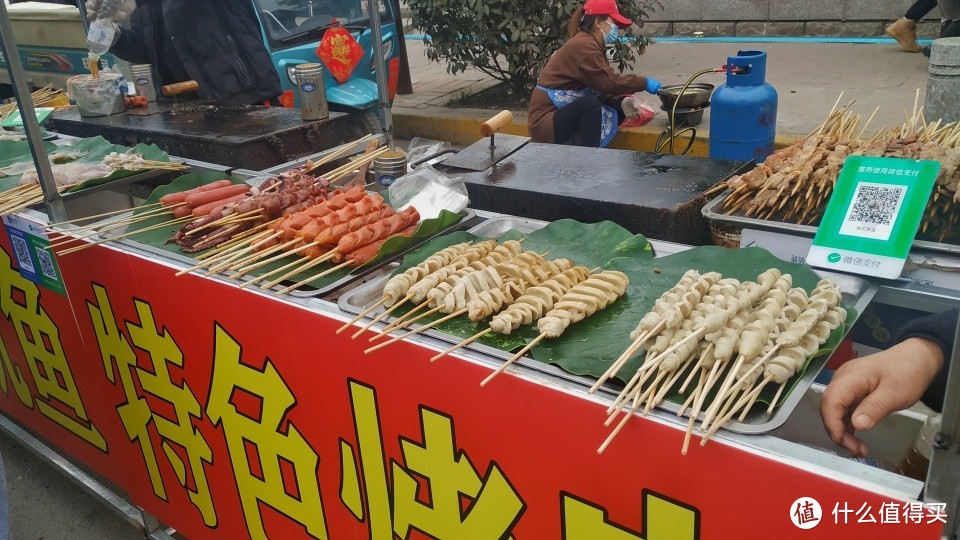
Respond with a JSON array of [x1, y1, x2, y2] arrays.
[[316, 27, 365, 84]]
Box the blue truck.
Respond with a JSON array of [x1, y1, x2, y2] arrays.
[[1, 0, 404, 129]]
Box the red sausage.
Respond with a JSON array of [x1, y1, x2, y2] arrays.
[[184, 184, 250, 207], [172, 205, 193, 218], [191, 193, 249, 217], [159, 179, 233, 206]]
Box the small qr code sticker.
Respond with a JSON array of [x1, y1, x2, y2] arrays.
[[848, 184, 905, 225], [839, 181, 907, 242], [35, 249, 56, 280], [10, 236, 34, 273]]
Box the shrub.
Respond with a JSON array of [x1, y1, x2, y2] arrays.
[[408, 0, 661, 97]]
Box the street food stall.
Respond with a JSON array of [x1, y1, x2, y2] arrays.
[[1, 8, 959, 540]]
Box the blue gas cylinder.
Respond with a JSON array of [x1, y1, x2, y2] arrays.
[[709, 50, 778, 163]]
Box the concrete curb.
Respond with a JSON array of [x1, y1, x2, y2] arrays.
[[394, 106, 800, 157]]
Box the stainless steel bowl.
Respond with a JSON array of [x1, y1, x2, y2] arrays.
[[658, 83, 715, 109]]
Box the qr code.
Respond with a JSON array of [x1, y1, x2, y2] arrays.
[[35, 249, 56, 280], [848, 184, 905, 225], [10, 236, 34, 273]]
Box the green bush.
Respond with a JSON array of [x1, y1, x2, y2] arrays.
[[408, 0, 661, 96]]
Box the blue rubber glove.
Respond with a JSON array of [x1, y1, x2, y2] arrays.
[[645, 78, 662, 95]]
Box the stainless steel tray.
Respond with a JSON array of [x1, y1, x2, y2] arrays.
[[702, 191, 960, 257], [337, 220, 878, 435]]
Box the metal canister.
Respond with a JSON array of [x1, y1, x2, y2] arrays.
[[372, 150, 408, 190], [129, 64, 158, 102], [294, 63, 329, 121]]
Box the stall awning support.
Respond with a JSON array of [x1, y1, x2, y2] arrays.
[[0, 3, 66, 223]]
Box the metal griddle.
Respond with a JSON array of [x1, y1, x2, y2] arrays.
[[439, 142, 751, 245], [50, 103, 362, 171]]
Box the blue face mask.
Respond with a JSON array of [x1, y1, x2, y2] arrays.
[[603, 20, 619, 44]]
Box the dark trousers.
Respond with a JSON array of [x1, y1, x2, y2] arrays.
[[906, 0, 937, 21], [552, 95, 625, 147]]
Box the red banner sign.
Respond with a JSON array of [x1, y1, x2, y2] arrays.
[[0, 226, 942, 539], [316, 27, 364, 84]]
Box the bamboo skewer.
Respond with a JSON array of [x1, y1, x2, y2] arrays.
[[352, 296, 410, 339], [767, 381, 788, 414], [303, 135, 375, 174], [480, 334, 546, 387], [369, 301, 432, 340], [369, 304, 439, 342], [364, 308, 469, 354], [229, 241, 319, 278], [274, 260, 352, 295], [431, 328, 494, 362], [338, 297, 388, 334], [57, 216, 195, 255], [261, 251, 338, 290]]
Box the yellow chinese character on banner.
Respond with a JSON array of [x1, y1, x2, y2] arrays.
[[207, 325, 327, 540], [341, 381, 524, 540], [0, 249, 104, 450], [562, 491, 698, 540], [86, 285, 215, 526]]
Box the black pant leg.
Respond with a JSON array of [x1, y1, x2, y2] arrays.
[[552, 95, 603, 147]]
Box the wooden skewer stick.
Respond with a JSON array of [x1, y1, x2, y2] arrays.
[[597, 386, 648, 454], [193, 228, 269, 260], [261, 251, 337, 290], [303, 134, 375, 174], [181, 230, 276, 275], [637, 328, 705, 375], [365, 308, 468, 354], [352, 296, 410, 339], [369, 300, 431, 339], [679, 344, 712, 394], [647, 365, 687, 414], [274, 260, 352, 295], [231, 241, 320, 279], [703, 376, 773, 443], [43, 202, 168, 228], [175, 231, 270, 275], [218, 238, 303, 273], [369, 303, 438, 341], [337, 297, 388, 334], [681, 368, 710, 455], [590, 321, 663, 394], [699, 354, 746, 429], [56, 215, 195, 255], [431, 327, 493, 362], [714, 345, 780, 407], [766, 381, 788, 415], [480, 334, 546, 387]]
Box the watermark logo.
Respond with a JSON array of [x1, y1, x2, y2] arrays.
[[791, 497, 822, 529]]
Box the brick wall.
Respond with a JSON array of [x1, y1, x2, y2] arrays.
[[640, 0, 944, 38]]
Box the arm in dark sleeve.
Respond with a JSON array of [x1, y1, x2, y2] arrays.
[[109, 9, 151, 64], [897, 307, 958, 411], [577, 52, 647, 97]]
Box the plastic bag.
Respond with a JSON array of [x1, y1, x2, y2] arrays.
[[620, 94, 656, 128], [388, 166, 469, 220], [405, 137, 452, 168]]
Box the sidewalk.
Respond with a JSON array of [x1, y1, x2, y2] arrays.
[[393, 38, 932, 152]]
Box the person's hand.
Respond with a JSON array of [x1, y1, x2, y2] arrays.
[[820, 337, 943, 457], [621, 95, 640, 119], [85, 0, 135, 23], [645, 77, 662, 95]]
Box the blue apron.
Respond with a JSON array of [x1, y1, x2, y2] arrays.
[[536, 85, 617, 147]]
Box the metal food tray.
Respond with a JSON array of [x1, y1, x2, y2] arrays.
[[337, 215, 878, 434], [90, 207, 474, 298], [702, 191, 960, 257]]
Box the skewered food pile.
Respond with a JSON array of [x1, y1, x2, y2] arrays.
[[341, 237, 631, 387], [707, 101, 960, 242], [596, 269, 845, 454]]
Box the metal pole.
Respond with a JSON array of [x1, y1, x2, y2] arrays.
[[367, 0, 394, 149], [926, 308, 960, 539], [0, 3, 67, 223], [76, 0, 92, 34]]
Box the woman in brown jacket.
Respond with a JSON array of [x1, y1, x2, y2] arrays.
[[527, 0, 661, 147]]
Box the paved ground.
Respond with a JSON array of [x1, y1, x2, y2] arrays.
[[395, 38, 933, 142], [0, 431, 141, 539]]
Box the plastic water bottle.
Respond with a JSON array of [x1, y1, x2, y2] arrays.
[[897, 413, 941, 481], [86, 0, 125, 55]]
